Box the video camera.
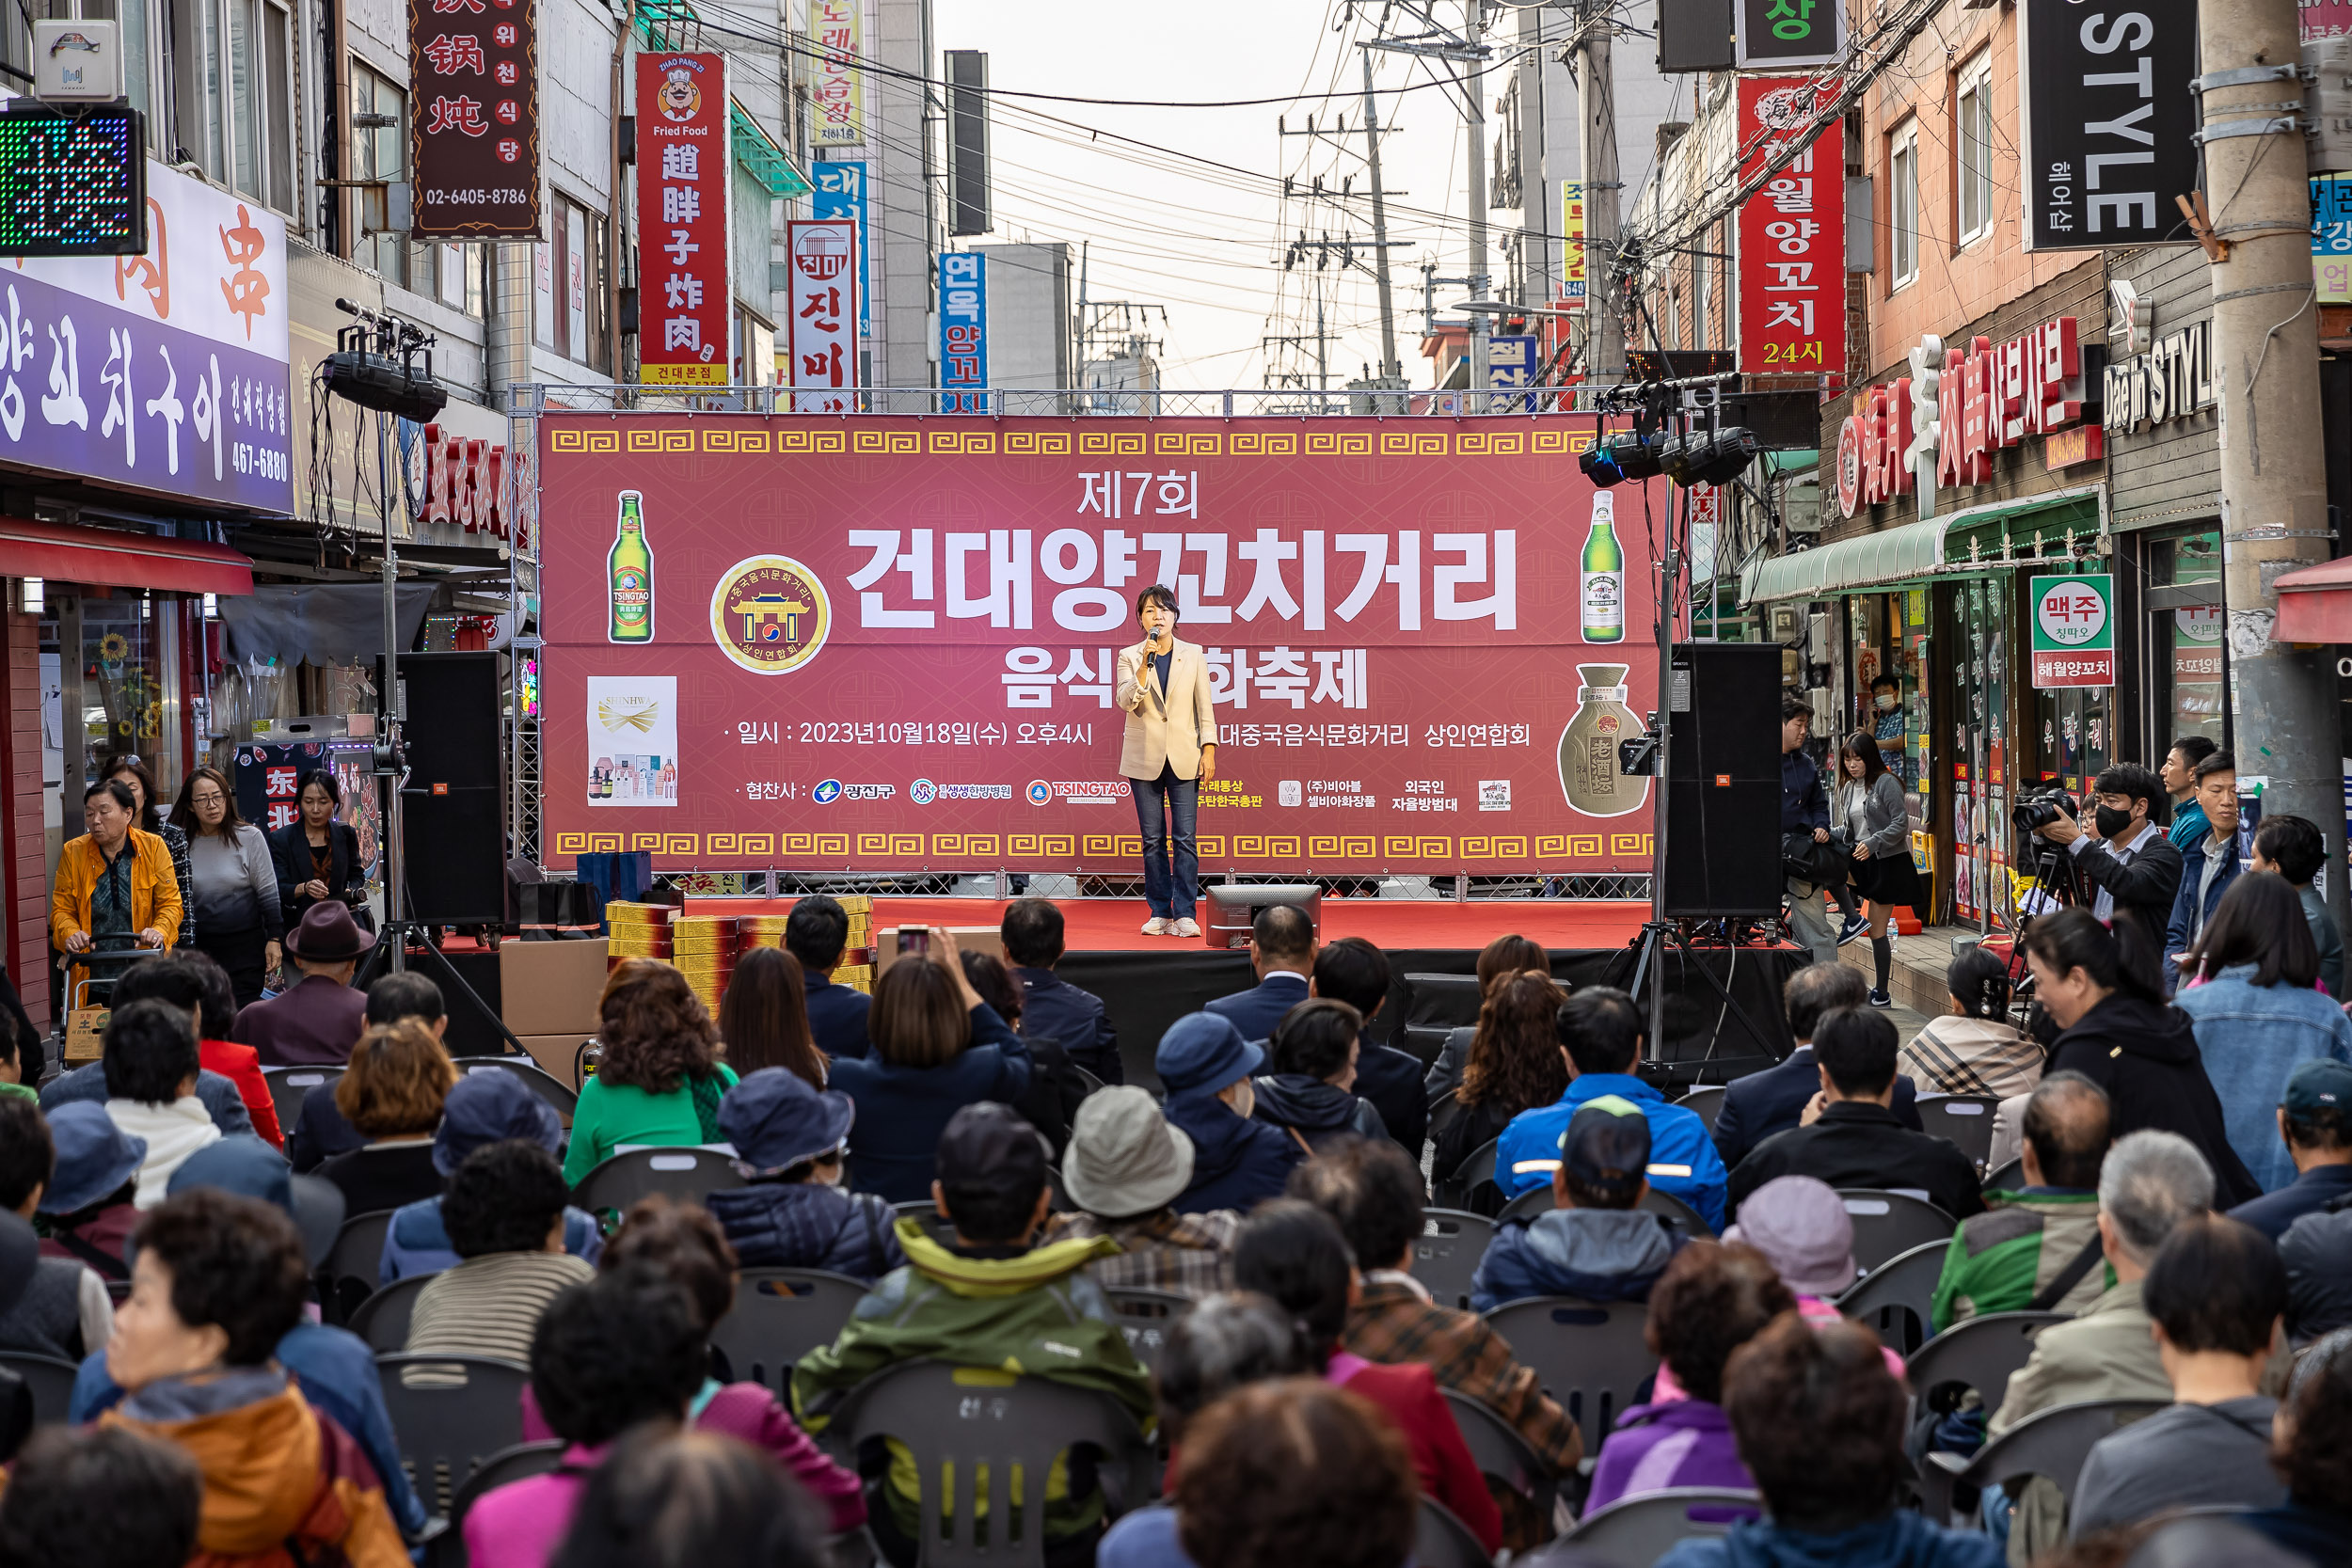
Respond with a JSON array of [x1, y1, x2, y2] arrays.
[[2011, 786, 2079, 837]]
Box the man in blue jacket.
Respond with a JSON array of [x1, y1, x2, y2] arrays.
[[2166, 751, 2243, 984], [787, 894, 872, 1059], [1206, 903, 1315, 1040], [1001, 897, 1122, 1084], [1495, 986, 1729, 1231]]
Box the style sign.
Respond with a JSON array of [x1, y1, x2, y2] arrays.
[[2030, 573, 2116, 688], [635, 52, 730, 387], [787, 218, 858, 412], [811, 160, 870, 338], [1737, 77, 1846, 377], [2018, 0, 2199, 250], [810, 0, 864, 147], [938, 250, 986, 412], [408, 0, 539, 236], [1738, 0, 1845, 66]]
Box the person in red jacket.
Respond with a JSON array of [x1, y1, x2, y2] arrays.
[[1232, 1199, 1502, 1553]]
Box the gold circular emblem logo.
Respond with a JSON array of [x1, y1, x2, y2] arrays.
[[708, 556, 830, 674]]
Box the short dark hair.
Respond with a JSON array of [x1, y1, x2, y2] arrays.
[[1287, 1137, 1424, 1275], [2276, 1334, 2352, 1510], [1268, 998, 1361, 1082], [1648, 1242, 1797, 1405], [1781, 692, 1810, 723], [548, 1426, 823, 1568], [531, 1273, 707, 1446], [783, 894, 850, 970], [1557, 986, 1642, 1075], [2256, 814, 2329, 886], [1176, 1380, 1417, 1568], [2144, 1215, 2286, 1357], [2093, 762, 2169, 824], [0, 1425, 202, 1568], [2169, 735, 2218, 773], [1812, 1006, 1898, 1098], [1783, 962, 1869, 1039], [2194, 751, 2238, 785], [2022, 1070, 2112, 1191], [82, 779, 135, 813], [1311, 937, 1389, 1018], [444, 1140, 572, 1258], [101, 998, 199, 1105], [1870, 673, 1900, 691], [1232, 1199, 1355, 1366], [2021, 907, 2168, 1006], [2286, 1104, 2352, 1154], [367, 970, 446, 1027], [294, 768, 342, 806], [0, 1098, 53, 1213], [132, 1189, 310, 1365], [107, 955, 206, 1022], [599, 1196, 737, 1331], [1252, 903, 1316, 965], [937, 1135, 1048, 1246], [1000, 898, 1066, 968], [958, 950, 1022, 1029], [2185, 872, 2318, 990], [174, 950, 240, 1041], [1152, 1292, 1311, 1442], [1136, 583, 1178, 617], [1724, 1314, 1906, 1531]]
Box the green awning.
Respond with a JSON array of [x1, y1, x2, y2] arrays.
[[1740, 514, 1947, 605], [1764, 449, 1820, 477], [731, 103, 811, 198]]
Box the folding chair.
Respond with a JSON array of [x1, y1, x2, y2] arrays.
[[375, 1354, 532, 1517], [1480, 1296, 1657, 1456], [712, 1269, 873, 1394], [1836, 1189, 1958, 1273], [1104, 1289, 1191, 1374], [570, 1147, 745, 1217], [1440, 1386, 1559, 1530], [1413, 1498, 1494, 1568], [427, 1439, 566, 1568], [0, 1353, 80, 1426], [1416, 1208, 1495, 1311], [347, 1272, 438, 1354], [1833, 1238, 1952, 1356], [262, 1065, 344, 1135], [1981, 1157, 2026, 1195], [1916, 1398, 2168, 1526], [1454, 1138, 1503, 1217], [450, 1056, 580, 1125], [1902, 1311, 2070, 1405], [320, 1209, 399, 1324], [1676, 1084, 1728, 1132], [1557, 1487, 1763, 1563], [1915, 1094, 2001, 1171], [893, 1200, 956, 1248]]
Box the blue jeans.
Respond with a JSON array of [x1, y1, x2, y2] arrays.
[[1132, 764, 1200, 920]]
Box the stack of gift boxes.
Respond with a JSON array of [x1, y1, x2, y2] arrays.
[[607, 895, 879, 999]]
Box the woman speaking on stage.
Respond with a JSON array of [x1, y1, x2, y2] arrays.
[[1116, 583, 1219, 938]]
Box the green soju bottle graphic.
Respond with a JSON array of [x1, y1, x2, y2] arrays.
[[608, 491, 654, 643], [1581, 492, 1625, 643]]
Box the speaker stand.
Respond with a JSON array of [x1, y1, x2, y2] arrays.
[[1616, 918, 1784, 1087], [357, 921, 527, 1056]]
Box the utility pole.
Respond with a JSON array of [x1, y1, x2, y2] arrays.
[[2198, 0, 2346, 933], [1465, 0, 1491, 407], [1577, 0, 1624, 381], [1361, 49, 1401, 384]]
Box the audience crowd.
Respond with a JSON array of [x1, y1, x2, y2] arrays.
[[3, 848, 2352, 1568]]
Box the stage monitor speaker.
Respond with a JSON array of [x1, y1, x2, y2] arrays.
[[1661, 642, 1784, 919], [1201, 883, 1322, 952], [378, 651, 505, 925]]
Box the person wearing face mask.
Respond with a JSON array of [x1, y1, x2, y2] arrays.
[[1868, 674, 1908, 782], [704, 1067, 903, 1282], [2030, 762, 2184, 948]]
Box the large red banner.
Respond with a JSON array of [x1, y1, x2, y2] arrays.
[[1736, 77, 1845, 379], [538, 415, 1665, 874]]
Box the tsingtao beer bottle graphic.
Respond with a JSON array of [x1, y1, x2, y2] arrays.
[[608, 491, 654, 643], [1581, 492, 1624, 643]]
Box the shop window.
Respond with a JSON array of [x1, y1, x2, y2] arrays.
[[353, 64, 407, 288], [536, 198, 611, 372], [2149, 529, 2225, 751], [1956, 53, 1994, 246], [1890, 125, 1920, 290], [172, 0, 293, 211]]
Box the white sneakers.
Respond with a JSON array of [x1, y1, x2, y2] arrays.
[[1140, 916, 1169, 936], [1172, 917, 1200, 938], [1140, 915, 1200, 937]]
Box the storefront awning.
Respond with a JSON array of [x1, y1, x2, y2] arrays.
[[1740, 514, 1947, 605], [2273, 556, 2352, 643], [0, 516, 253, 596]]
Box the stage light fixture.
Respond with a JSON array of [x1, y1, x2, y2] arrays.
[[1661, 426, 1761, 488], [1581, 431, 1663, 486]]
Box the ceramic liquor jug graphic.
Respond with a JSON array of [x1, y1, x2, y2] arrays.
[[1558, 663, 1650, 818]]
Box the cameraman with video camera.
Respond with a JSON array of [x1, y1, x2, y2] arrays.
[[2027, 763, 2184, 945]]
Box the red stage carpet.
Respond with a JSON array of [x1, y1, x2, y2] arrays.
[[683, 895, 1652, 953]]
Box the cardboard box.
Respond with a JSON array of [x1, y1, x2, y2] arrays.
[[63, 1006, 108, 1062], [501, 938, 610, 1037], [510, 1033, 593, 1091]]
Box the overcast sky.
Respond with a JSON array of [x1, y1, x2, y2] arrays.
[[930, 0, 1498, 390]]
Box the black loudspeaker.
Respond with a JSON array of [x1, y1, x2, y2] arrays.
[[1658, 0, 1735, 71], [379, 651, 505, 924], [1661, 642, 1783, 918]]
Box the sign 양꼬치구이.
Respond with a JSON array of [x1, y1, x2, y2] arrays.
[[536, 414, 1668, 872]]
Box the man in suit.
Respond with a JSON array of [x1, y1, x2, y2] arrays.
[[1208, 904, 1316, 1042], [1001, 897, 1120, 1085], [786, 893, 871, 1060], [1713, 961, 1921, 1169], [228, 901, 371, 1067], [1307, 935, 1427, 1163], [1116, 583, 1219, 938]]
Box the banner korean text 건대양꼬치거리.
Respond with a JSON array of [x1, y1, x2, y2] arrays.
[[536, 414, 1666, 873]]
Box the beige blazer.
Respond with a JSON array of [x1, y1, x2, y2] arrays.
[[1116, 637, 1218, 782]]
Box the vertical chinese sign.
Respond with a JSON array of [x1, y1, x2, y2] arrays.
[[811, 0, 865, 147], [636, 52, 730, 387], [1560, 181, 1586, 309], [811, 160, 870, 338], [1736, 77, 1844, 378], [938, 250, 986, 411], [787, 217, 858, 411], [408, 0, 540, 236], [2029, 574, 2116, 688]]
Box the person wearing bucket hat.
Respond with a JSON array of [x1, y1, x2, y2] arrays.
[[60, 1138, 430, 1538], [1041, 1086, 1238, 1298], [705, 1069, 903, 1282], [230, 901, 373, 1068], [1154, 1012, 1302, 1215], [378, 1071, 604, 1284], [35, 1101, 146, 1280]]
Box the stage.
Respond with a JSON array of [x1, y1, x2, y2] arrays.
[[682, 896, 1803, 1089]]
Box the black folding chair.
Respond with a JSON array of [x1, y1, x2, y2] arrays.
[[262, 1064, 345, 1135], [1833, 1238, 1953, 1356], [347, 1272, 438, 1354], [1902, 1310, 2070, 1406], [1417, 1208, 1495, 1311], [1836, 1189, 1958, 1273], [1915, 1094, 2002, 1170], [712, 1269, 873, 1394], [570, 1147, 745, 1217], [1982, 1156, 2026, 1195], [1676, 1084, 1728, 1132], [1480, 1296, 1657, 1457], [1104, 1289, 1192, 1374], [1413, 1497, 1494, 1568], [1557, 1487, 1763, 1564], [1440, 1386, 1559, 1531], [375, 1353, 532, 1518], [450, 1055, 580, 1125], [1917, 1398, 2168, 1526], [426, 1439, 566, 1568], [0, 1353, 79, 1426], [319, 1209, 399, 1324], [1454, 1137, 1503, 1217]]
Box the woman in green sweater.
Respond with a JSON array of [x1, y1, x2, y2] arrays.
[[564, 958, 739, 1186]]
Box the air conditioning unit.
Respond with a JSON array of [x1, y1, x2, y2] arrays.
[[1783, 472, 1823, 534]]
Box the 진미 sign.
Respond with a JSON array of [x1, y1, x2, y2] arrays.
[[2030, 573, 2116, 688]]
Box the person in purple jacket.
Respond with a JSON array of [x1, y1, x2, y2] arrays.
[[1585, 1240, 1791, 1513]]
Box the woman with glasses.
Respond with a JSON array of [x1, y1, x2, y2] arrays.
[[171, 766, 282, 1008]]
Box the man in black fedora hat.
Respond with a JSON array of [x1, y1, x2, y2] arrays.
[[229, 902, 373, 1067]]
